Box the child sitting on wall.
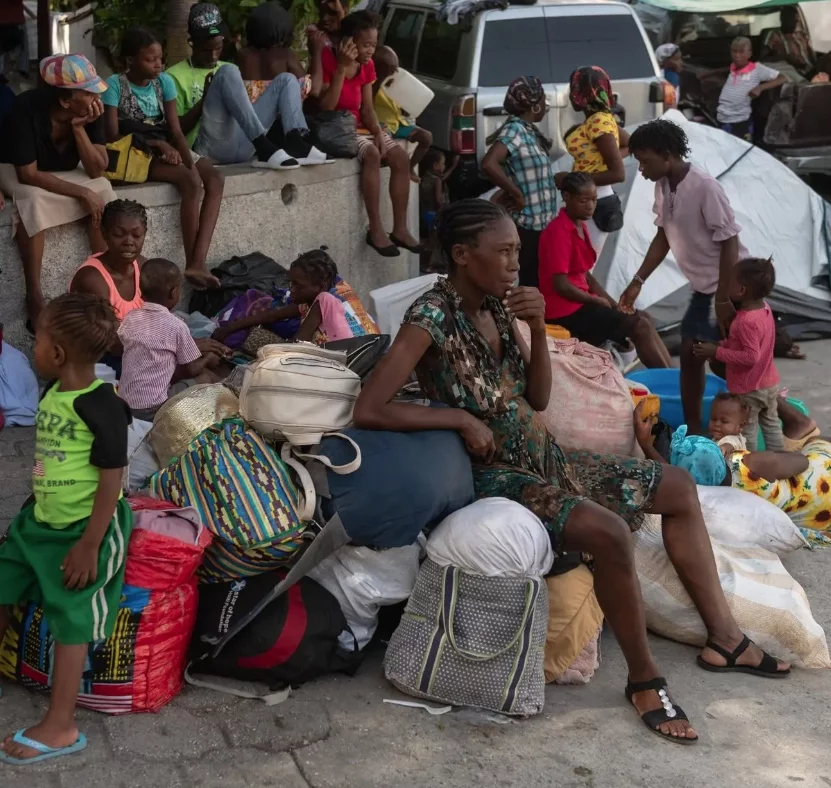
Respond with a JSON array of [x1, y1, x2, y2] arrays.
[[118, 258, 230, 421], [372, 45, 433, 183]]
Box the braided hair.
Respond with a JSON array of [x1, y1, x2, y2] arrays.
[[290, 247, 339, 292], [40, 293, 119, 364], [434, 199, 509, 270], [102, 199, 148, 233], [628, 119, 691, 159], [558, 171, 594, 195]]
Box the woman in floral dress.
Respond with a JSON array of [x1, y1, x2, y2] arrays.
[[354, 199, 790, 745]]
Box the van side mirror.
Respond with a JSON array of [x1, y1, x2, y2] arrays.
[[649, 81, 665, 103]]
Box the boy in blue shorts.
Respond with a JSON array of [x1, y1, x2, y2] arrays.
[[0, 293, 133, 765], [373, 45, 432, 183]]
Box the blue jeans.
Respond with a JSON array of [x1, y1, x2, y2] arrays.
[[194, 65, 308, 164]]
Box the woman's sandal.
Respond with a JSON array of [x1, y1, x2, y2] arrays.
[[389, 233, 426, 255], [366, 232, 401, 258], [696, 634, 791, 678], [625, 677, 698, 745]]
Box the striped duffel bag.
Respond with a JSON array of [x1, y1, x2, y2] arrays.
[[149, 418, 313, 582], [383, 558, 548, 717]]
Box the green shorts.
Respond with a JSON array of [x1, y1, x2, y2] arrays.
[[0, 498, 133, 645]]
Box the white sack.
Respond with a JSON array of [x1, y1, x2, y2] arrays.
[[634, 514, 830, 669], [308, 541, 423, 650], [697, 485, 808, 555], [369, 274, 440, 340], [126, 419, 159, 493], [427, 498, 554, 579]]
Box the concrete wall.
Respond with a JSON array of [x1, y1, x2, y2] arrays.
[[0, 159, 419, 352]]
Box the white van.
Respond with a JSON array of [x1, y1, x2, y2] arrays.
[[380, 0, 665, 196]]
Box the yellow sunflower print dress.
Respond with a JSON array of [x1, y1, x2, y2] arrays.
[[729, 438, 831, 547]]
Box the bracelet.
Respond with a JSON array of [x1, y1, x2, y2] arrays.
[[632, 274, 645, 285]]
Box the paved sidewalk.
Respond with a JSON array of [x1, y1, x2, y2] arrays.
[[1, 351, 830, 788]]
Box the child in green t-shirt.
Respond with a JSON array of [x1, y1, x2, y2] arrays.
[[0, 293, 133, 766]]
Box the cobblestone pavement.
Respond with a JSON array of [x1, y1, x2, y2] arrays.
[[1, 350, 831, 788]]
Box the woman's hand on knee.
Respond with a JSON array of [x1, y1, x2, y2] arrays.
[[458, 412, 496, 463]]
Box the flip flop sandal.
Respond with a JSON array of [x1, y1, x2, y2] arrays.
[[696, 635, 791, 678], [0, 730, 87, 765], [625, 677, 698, 745]]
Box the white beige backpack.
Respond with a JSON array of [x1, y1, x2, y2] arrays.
[[239, 343, 362, 477]]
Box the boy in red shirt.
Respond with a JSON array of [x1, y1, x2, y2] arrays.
[[693, 257, 783, 450]]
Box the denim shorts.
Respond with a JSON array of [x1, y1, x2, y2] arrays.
[[680, 291, 721, 342]]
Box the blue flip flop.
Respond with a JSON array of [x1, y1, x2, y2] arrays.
[[0, 730, 87, 765]]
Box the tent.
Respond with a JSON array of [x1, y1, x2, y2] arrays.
[[575, 110, 831, 337]]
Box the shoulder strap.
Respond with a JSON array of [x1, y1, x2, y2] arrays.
[[280, 442, 317, 522], [151, 77, 165, 110], [291, 433, 362, 475]]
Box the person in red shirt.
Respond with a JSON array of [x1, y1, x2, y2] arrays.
[[318, 11, 421, 258], [693, 257, 784, 451], [538, 172, 671, 368]]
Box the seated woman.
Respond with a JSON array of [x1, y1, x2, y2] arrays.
[[0, 53, 115, 329], [539, 172, 672, 368], [640, 393, 831, 548], [212, 248, 374, 346], [318, 11, 422, 258], [354, 199, 789, 744], [557, 66, 629, 250], [103, 26, 224, 290]]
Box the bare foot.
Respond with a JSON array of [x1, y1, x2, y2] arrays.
[[409, 171, 421, 184], [184, 268, 221, 290], [630, 686, 698, 741], [1, 721, 80, 761], [700, 635, 791, 674]]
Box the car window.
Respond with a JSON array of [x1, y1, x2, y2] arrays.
[[478, 14, 654, 87], [478, 18, 552, 87], [416, 14, 463, 80], [383, 8, 424, 70], [545, 15, 654, 82]]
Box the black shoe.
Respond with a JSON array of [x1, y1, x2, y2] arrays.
[[389, 234, 426, 254], [366, 232, 400, 257]]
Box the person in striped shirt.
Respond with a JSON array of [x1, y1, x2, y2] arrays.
[[118, 258, 230, 421]]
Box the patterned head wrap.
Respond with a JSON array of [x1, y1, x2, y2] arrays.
[[569, 65, 613, 114], [503, 76, 546, 116], [669, 425, 728, 487]]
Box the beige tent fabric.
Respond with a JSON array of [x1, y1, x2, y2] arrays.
[[0, 164, 116, 237]]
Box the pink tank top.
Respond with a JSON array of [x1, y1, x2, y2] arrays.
[[72, 254, 144, 321]]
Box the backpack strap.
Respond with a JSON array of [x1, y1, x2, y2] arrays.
[[118, 73, 146, 122], [280, 442, 317, 523], [291, 433, 362, 475]]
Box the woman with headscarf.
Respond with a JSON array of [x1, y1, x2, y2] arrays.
[[559, 66, 628, 247], [481, 76, 558, 288]]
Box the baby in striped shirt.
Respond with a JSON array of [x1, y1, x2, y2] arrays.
[[118, 259, 230, 421]]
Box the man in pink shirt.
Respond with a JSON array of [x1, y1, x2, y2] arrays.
[[620, 119, 747, 433], [693, 257, 783, 450]]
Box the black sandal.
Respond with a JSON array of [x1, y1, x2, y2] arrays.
[[366, 232, 400, 258], [625, 677, 698, 745], [389, 233, 426, 254], [697, 635, 790, 678]]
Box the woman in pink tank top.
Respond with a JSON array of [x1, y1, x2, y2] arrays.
[[70, 200, 146, 321]]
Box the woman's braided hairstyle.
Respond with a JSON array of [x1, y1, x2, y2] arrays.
[[101, 199, 148, 233], [41, 293, 119, 363], [290, 246, 339, 291], [434, 199, 509, 270], [558, 171, 594, 195]]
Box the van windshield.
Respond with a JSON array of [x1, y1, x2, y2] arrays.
[[478, 14, 655, 87]]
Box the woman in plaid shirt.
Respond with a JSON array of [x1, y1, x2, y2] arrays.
[[482, 76, 558, 288]]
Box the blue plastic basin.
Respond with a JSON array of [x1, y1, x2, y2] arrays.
[[626, 369, 727, 430]]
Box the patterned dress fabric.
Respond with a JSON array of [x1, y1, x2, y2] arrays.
[[404, 278, 662, 553], [729, 438, 831, 547]]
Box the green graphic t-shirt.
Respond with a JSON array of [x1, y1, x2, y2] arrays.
[[34, 379, 132, 527], [166, 59, 231, 147]]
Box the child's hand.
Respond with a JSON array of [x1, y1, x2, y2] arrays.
[[337, 37, 358, 68], [153, 141, 182, 166], [62, 540, 99, 590], [633, 401, 657, 447], [195, 337, 232, 359], [692, 341, 719, 360]]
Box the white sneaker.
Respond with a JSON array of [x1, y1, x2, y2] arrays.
[[296, 145, 335, 166], [252, 149, 300, 170]]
